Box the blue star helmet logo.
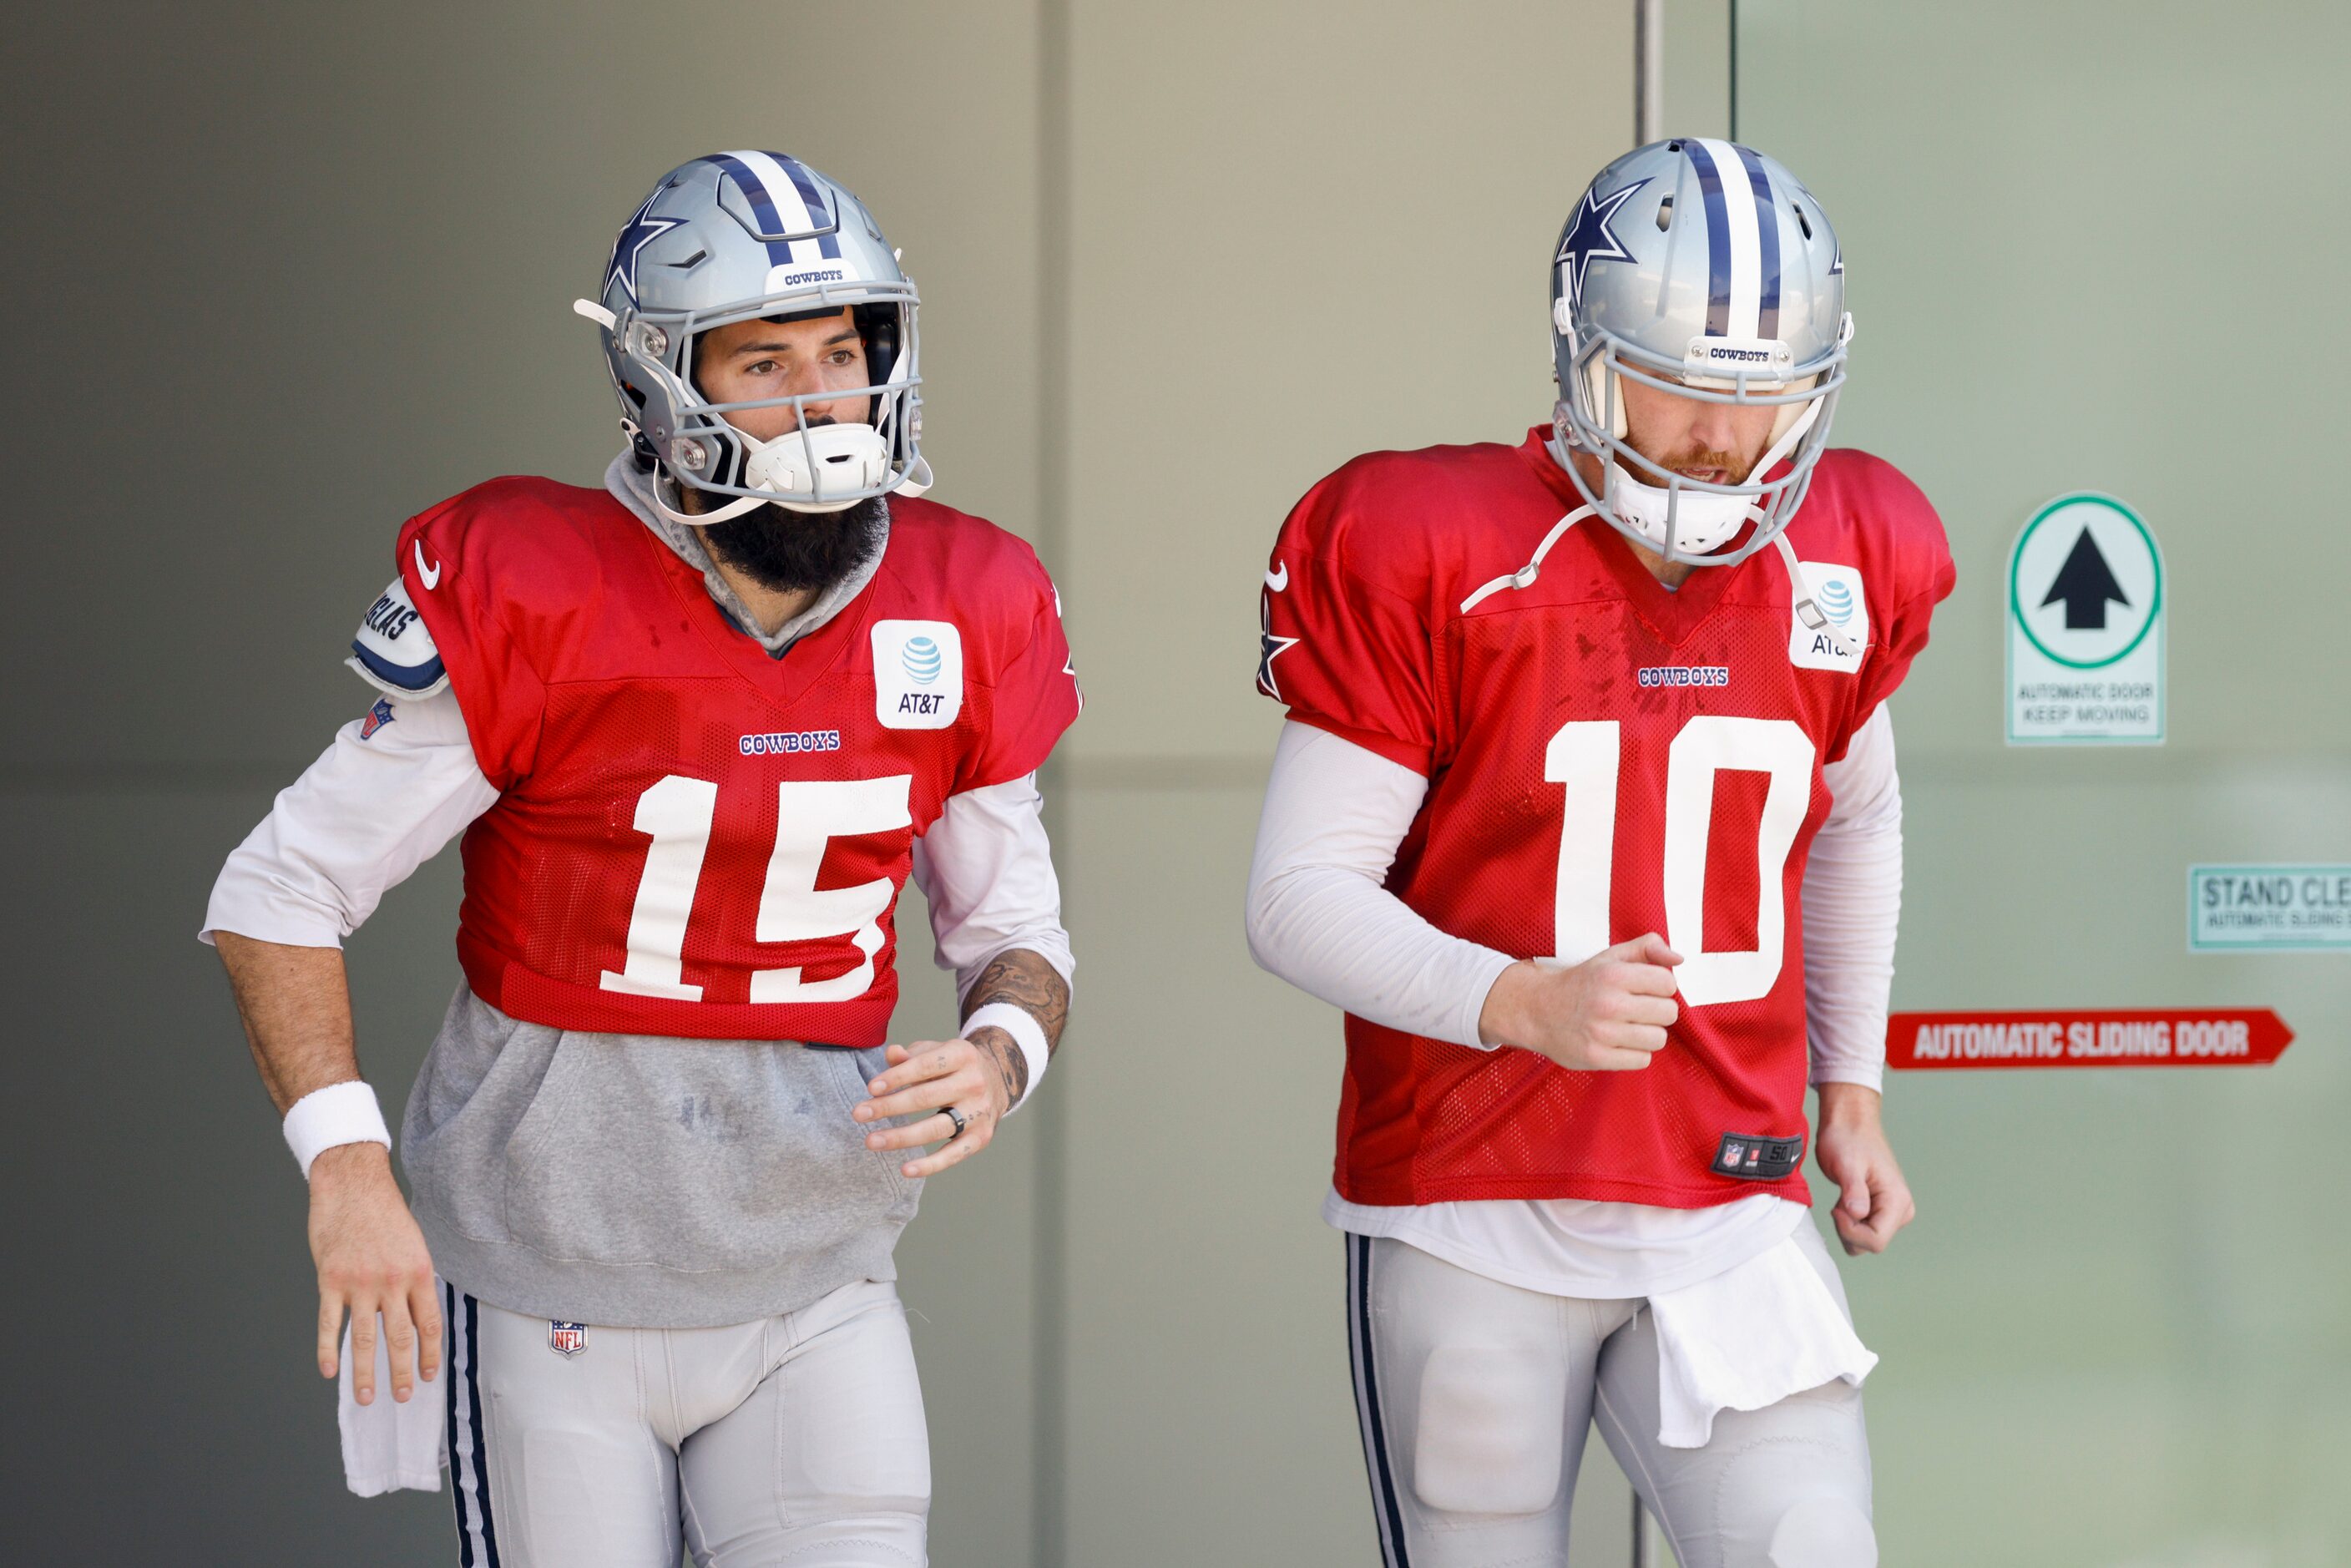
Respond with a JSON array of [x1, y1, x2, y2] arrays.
[[603, 186, 688, 310], [1555, 177, 1650, 310]]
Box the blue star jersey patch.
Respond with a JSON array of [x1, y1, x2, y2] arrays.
[[1257, 587, 1300, 700]]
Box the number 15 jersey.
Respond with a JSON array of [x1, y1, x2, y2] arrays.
[[398, 477, 1079, 1047], [1259, 428, 1954, 1210]]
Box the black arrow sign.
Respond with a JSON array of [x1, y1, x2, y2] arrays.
[[2040, 527, 2130, 630]]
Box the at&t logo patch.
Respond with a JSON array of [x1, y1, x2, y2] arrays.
[[872, 620, 964, 730], [1788, 561, 1869, 674]]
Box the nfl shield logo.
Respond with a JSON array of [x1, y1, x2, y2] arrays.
[[1720, 1141, 1746, 1170], [548, 1320, 588, 1358], [359, 697, 395, 741]]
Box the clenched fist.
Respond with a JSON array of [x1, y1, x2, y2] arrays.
[[1478, 933, 1684, 1071]]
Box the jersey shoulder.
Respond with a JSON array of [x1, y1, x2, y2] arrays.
[[878, 496, 1062, 639], [1274, 440, 1544, 604], [358, 477, 618, 699], [1795, 448, 1956, 608], [397, 476, 638, 604]]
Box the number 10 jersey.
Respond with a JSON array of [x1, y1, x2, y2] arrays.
[[1259, 429, 1954, 1210], [397, 477, 1080, 1046]]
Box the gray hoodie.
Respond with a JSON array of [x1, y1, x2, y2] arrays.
[[400, 458, 922, 1328]]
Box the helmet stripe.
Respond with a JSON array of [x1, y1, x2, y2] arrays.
[[769, 154, 845, 260], [1693, 139, 1762, 340], [1732, 144, 1782, 341], [706, 151, 846, 266], [704, 153, 797, 268], [1682, 139, 1736, 337]]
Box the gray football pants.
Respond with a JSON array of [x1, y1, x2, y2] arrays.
[[443, 1278, 929, 1567], [1345, 1223, 1875, 1568]]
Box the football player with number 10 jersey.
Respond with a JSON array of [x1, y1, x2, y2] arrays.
[[1247, 139, 1954, 1566], [206, 154, 1079, 1566]]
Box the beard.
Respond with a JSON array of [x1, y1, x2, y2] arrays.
[[693, 492, 887, 595]]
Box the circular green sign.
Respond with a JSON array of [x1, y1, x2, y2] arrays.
[[2007, 493, 2162, 670]]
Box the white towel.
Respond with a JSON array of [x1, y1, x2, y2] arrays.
[[335, 1296, 448, 1496], [1646, 1233, 1878, 1449]]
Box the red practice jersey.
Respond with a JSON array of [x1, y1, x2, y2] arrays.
[[1259, 429, 1954, 1209], [397, 478, 1079, 1045]]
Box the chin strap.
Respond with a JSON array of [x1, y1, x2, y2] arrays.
[[1460, 505, 1599, 612], [650, 470, 766, 528], [1455, 493, 1863, 667]]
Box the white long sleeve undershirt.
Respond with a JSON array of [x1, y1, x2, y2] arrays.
[[202, 687, 1074, 999], [1243, 706, 1904, 1297]]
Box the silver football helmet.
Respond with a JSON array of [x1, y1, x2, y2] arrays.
[[1549, 138, 1851, 566], [575, 152, 929, 523]]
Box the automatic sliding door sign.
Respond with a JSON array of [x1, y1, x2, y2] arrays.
[[2005, 493, 2165, 744], [1888, 1009, 2294, 1070]]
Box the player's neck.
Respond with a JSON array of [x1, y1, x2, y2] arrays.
[[1625, 538, 1700, 591], [671, 481, 823, 635], [1566, 449, 1701, 589]]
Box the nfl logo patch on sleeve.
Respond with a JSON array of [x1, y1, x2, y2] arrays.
[[872, 620, 964, 730], [1788, 562, 1869, 674]]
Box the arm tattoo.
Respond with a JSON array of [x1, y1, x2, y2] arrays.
[[962, 947, 1069, 1106]]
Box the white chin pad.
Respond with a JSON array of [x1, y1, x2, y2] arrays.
[[742, 422, 892, 513], [1606, 464, 1754, 557]]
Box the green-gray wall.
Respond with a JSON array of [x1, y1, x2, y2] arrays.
[[1742, 3, 2351, 1562]]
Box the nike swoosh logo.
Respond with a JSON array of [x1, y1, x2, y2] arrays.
[[1265, 562, 1289, 592], [413, 539, 442, 591]]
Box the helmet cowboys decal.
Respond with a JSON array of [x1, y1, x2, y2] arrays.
[[1550, 139, 1853, 567], [576, 152, 932, 522]]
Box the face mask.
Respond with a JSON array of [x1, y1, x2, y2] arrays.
[[1596, 395, 1823, 559]]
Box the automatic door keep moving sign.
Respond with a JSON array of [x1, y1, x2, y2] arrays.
[[2005, 493, 2165, 745]]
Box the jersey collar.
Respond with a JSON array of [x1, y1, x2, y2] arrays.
[[1513, 427, 1742, 646]]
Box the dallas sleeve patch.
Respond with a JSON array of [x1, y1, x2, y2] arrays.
[[345, 576, 449, 698]]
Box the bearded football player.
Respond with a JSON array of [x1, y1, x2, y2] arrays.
[[205, 153, 1079, 1565], [1246, 139, 1954, 1566]]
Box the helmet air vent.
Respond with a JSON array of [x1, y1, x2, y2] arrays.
[[1794, 205, 1814, 240], [665, 249, 708, 271], [1656, 196, 1674, 231]]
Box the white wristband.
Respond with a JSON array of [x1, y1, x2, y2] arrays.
[[963, 1002, 1051, 1114], [283, 1080, 392, 1180]]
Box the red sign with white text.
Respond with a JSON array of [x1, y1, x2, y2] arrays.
[[1888, 1009, 2294, 1070]]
